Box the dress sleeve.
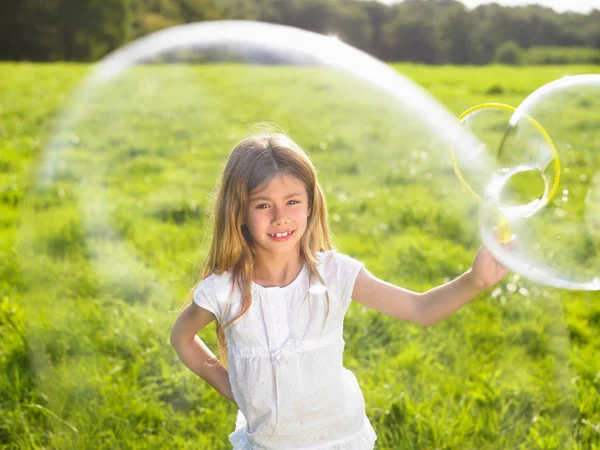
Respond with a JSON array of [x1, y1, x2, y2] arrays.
[[333, 251, 365, 312], [193, 276, 220, 321]]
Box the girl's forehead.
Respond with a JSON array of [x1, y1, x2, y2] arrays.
[[249, 173, 307, 197]]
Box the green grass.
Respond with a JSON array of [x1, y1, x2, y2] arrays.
[[1, 62, 600, 449]]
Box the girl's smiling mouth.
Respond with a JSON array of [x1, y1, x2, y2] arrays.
[[268, 230, 295, 241]]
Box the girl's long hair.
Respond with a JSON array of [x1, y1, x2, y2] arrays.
[[189, 133, 333, 369]]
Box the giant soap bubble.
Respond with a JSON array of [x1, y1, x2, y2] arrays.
[[482, 75, 600, 290], [17, 20, 576, 448]]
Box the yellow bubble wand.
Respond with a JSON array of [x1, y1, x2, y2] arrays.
[[450, 102, 561, 243]]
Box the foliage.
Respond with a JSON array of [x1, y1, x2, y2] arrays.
[[0, 0, 599, 64], [524, 46, 600, 65], [0, 0, 130, 61], [494, 41, 524, 66]]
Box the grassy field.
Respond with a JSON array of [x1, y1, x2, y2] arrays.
[[1, 62, 599, 449]]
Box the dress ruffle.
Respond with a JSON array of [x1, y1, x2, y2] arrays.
[[229, 413, 377, 450]]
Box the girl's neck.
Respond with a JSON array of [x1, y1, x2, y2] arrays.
[[252, 250, 304, 288]]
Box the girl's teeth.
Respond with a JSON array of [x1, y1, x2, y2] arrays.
[[272, 232, 290, 237]]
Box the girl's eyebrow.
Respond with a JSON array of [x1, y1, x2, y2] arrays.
[[249, 192, 304, 202]]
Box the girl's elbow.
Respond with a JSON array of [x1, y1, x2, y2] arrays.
[[169, 331, 179, 348], [419, 317, 438, 327], [169, 327, 184, 348], [411, 296, 435, 326], [170, 326, 196, 349]]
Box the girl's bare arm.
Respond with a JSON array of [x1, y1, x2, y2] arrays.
[[352, 245, 507, 326], [170, 302, 237, 406], [352, 267, 485, 326]]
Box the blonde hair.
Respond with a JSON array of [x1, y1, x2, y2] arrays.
[[189, 133, 333, 369]]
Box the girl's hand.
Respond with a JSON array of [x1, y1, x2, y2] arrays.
[[469, 245, 510, 290]]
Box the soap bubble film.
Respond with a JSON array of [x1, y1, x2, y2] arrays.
[[455, 103, 559, 208], [484, 75, 600, 290]]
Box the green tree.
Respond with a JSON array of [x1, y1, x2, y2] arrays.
[[0, 0, 130, 61], [330, 0, 373, 51], [55, 0, 130, 60], [383, 13, 438, 63], [494, 40, 523, 65], [437, 4, 483, 64], [581, 10, 600, 47]]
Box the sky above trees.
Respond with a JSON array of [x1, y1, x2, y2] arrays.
[[379, 0, 597, 14]]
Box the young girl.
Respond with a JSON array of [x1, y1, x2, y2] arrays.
[[170, 133, 509, 449]]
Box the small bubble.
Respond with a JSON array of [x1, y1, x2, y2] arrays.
[[518, 287, 529, 296]]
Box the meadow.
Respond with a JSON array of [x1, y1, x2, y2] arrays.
[[1, 62, 599, 449]]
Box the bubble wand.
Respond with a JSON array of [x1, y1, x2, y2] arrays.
[[450, 102, 561, 243]]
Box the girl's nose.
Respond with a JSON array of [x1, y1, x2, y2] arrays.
[[272, 208, 290, 225], [273, 216, 290, 225]]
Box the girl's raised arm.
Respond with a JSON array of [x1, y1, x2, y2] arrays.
[[351, 246, 507, 326], [351, 268, 423, 324]]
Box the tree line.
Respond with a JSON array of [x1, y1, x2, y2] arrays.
[[1, 0, 599, 64]]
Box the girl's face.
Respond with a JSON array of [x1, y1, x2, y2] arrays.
[[244, 173, 311, 257]]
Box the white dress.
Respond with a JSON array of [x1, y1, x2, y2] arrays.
[[193, 250, 377, 450]]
